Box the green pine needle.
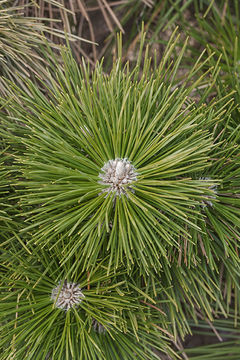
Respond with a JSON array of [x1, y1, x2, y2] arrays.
[[2, 31, 238, 276]]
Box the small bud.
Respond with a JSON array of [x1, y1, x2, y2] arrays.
[[98, 158, 138, 197], [51, 280, 85, 311]]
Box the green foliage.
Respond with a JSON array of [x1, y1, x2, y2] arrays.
[[0, 0, 51, 93], [0, 144, 11, 236], [0, 139, 20, 246], [184, 0, 240, 126], [2, 31, 237, 275], [0, 0, 91, 95], [0, 18, 240, 359], [0, 242, 177, 360]]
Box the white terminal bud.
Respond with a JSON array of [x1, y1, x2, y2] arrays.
[[51, 280, 85, 311], [98, 158, 138, 197]]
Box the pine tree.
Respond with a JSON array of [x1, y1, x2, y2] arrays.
[[1, 26, 240, 359]]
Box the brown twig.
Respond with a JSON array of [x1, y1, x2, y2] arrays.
[[97, 0, 114, 33], [196, 309, 223, 342], [100, 0, 125, 33], [173, 336, 189, 360], [221, 0, 229, 25], [77, 0, 97, 62], [140, 299, 167, 316], [87, 1, 128, 12]]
